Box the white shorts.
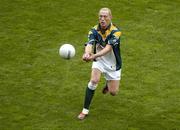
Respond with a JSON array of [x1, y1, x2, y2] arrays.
[[92, 61, 121, 80]]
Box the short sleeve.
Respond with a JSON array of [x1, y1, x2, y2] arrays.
[[87, 29, 96, 45], [108, 31, 122, 46]]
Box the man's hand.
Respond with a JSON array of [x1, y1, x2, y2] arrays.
[[82, 53, 91, 61], [82, 53, 96, 62], [88, 53, 96, 61]]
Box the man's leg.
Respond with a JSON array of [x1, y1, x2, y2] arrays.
[[102, 81, 109, 94], [78, 68, 101, 120], [103, 69, 121, 95], [107, 80, 120, 96]]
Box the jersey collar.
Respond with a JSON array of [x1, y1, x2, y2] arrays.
[[97, 23, 112, 34]]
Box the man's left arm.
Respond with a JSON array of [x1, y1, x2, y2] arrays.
[[91, 44, 112, 59]]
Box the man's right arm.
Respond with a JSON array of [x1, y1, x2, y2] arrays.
[[82, 44, 93, 61], [82, 28, 96, 61], [85, 44, 93, 54]]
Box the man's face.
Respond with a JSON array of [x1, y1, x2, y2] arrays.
[[99, 10, 112, 29]]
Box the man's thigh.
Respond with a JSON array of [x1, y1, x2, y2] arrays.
[[90, 68, 102, 84]]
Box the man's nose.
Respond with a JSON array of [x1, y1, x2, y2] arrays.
[[101, 16, 105, 20]]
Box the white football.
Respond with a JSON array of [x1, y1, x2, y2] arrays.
[[59, 44, 75, 59]]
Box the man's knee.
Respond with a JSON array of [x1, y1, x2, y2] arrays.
[[88, 76, 100, 90], [88, 81, 97, 90], [90, 79, 99, 85], [108, 80, 120, 96], [109, 86, 119, 96], [110, 91, 118, 96]]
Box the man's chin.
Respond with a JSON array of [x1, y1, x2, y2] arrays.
[[100, 24, 107, 29]]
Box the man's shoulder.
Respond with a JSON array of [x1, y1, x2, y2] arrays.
[[91, 25, 98, 30], [110, 23, 122, 38], [110, 23, 121, 32], [88, 25, 99, 34]]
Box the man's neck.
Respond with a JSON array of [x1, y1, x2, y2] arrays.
[[98, 23, 111, 34], [102, 23, 111, 30]]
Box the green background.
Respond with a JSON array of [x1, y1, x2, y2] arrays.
[[0, 0, 179, 129]]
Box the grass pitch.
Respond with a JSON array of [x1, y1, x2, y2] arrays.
[[0, 0, 179, 130]]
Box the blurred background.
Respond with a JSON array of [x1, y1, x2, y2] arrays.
[[0, 0, 179, 129]]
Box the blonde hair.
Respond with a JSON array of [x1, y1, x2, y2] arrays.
[[99, 7, 112, 17]]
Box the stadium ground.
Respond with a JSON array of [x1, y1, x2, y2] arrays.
[[0, 0, 179, 129]]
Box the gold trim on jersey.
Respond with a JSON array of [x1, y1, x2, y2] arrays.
[[113, 31, 122, 39], [93, 23, 119, 41]]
